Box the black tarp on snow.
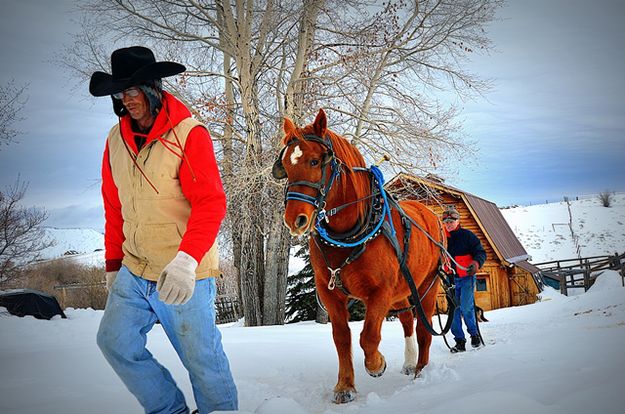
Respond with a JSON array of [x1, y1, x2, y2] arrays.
[[0, 289, 67, 320]]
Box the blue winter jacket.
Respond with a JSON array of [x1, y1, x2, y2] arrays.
[[447, 226, 487, 277]]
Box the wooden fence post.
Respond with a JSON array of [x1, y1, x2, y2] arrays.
[[583, 263, 590, 292], [557, 262, 566, 295], [614, 253, 625, 287], [60, 287, 67, 308]]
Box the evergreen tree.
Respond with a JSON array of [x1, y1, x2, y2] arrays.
[[285, 244, 317, 323], [349, 298, 366, 322]]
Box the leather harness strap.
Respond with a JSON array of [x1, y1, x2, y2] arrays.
[[383, 196, 456, 336]]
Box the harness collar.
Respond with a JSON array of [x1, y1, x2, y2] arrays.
[[315, 166, 394, 248]]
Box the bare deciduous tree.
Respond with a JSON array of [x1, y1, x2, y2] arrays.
[[0, 179, 54, 287], [0, 81, 28, 148], [60, 0, 502, 326], [306, 0, 501, 172]]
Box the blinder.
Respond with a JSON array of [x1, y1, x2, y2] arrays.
[[272, 146, 288, 180]]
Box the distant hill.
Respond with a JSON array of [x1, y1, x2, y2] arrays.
[[38, 228, 104, 267], [501, 193, 625, 263]]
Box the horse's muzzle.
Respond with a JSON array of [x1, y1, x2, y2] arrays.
[[284, 213, 312, 236]]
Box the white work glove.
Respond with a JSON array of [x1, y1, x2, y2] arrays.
[[105, 271, 118, 290], [157, 251, 198, 305]]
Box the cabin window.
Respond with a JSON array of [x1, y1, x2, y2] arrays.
[[476, 278, 487, 292]]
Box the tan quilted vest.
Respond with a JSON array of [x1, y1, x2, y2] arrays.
[[107, 117, 219, 281]]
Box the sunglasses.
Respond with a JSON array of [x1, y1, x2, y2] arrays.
[[112, 87, 141, 100], [442, 214, 459, 222]]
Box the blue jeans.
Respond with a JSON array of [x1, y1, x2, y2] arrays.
[[97, 266, 238, 414], [451, 275, 478, 341]]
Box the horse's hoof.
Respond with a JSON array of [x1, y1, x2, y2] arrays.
[[401, 364, 417, 376], [413, 364, 426, 379], [365, 356, 387, 378], [333, 389, 356, 404]]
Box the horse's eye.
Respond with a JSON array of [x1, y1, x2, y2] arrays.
[[310, 159, 320, 167]]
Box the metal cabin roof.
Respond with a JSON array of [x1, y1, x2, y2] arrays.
[[387, 173, 530, 265], [515, 260, 541, 275], [463, 193, 529, 264]]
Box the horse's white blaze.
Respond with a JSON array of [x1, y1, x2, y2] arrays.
[[403, 334, 417, 368], [290, 145, 303, 165]]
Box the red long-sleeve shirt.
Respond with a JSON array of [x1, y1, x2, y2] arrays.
[[102, 92, 226, 272]]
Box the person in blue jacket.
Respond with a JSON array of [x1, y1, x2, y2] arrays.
[[443, 205, 487, 353]]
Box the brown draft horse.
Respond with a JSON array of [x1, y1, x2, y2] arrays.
[[273, 109, 445, 404]]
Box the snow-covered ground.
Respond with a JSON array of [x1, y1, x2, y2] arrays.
[[1, 270, 624, 414], [502, 193, 625, 263], [4, 193, 622, 413]]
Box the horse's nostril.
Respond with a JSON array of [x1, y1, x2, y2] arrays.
[[295, 214, 309, 229]]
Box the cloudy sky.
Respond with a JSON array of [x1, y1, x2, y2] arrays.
[[1, 0, 624, 231]]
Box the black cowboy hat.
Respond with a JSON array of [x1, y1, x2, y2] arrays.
[[89, 46, 185, 97]]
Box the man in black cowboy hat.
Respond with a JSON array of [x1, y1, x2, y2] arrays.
[[442, 205, 486, 353], [91, 46, 237, 413]]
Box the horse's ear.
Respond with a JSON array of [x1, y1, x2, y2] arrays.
[[283, 117, 296, 137], [272, 147, 288, 180], [313, 108, 327, 137]]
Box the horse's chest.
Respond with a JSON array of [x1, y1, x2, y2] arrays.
[[312, 252, 397, 297]]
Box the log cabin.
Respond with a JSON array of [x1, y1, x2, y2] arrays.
[[386, 173, 544, 311]]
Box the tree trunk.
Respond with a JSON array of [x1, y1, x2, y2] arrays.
[[238, 92, 266, 326], [263, 203, 291, 325], [316, 300, 328, 324], [220, 40, 242, 304], [239, 205, 265, 326], [284, 0, 324, 121]]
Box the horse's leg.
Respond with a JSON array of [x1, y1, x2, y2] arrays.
[[414, 284, 439, 376], [319, 290, 356, 404], [360, 293, 390, 377], [393, 299, 417, 375]]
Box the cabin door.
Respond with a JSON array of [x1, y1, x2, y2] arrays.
[[474, 272, 493, 311]]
